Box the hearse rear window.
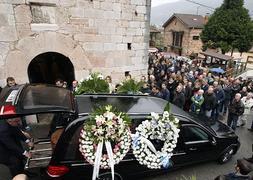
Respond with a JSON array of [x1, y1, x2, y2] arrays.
[[20, 85, 73, 111]]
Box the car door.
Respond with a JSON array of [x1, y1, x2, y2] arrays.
[[0, 84, 76, 170], [0, 84, 76, 119], [180, 124, 217, 163], [171, 125, 189, 167]]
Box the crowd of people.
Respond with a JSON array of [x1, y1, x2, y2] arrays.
[[143, 52, 253, 132], [61, 52, 253, 133]]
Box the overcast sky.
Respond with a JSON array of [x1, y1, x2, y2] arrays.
[[151, 0, 253, 25], [151, 0, 181, 7]]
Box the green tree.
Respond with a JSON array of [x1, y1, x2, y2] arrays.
[[201, 0, 253, 54]]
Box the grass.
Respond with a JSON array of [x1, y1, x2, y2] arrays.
[[178, 175, 197, 180]]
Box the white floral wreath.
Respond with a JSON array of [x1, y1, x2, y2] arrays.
[[79, 105, 131, 180], [132, 111, 180, 169], [79, 129, 131, 169]]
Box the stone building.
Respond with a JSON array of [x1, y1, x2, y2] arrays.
[[0, 0, 151, 87], [149, 25, 161, 47], [163, 13, 206, 56]]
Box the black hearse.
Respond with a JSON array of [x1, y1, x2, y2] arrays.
[[0, 84, 240, 180]]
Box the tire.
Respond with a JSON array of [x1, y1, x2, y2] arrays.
[[218, 147, 235, 164], [97, 173, 123, 180]]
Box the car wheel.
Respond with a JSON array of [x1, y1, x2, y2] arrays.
[[218, 147, 234, 164], [97, 173, 123, 180]]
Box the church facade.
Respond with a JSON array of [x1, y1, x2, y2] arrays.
[[0, 0, 151, 86]]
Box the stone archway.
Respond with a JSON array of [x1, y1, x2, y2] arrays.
[[28, 52, 75, 86], [4, 32, 92, 84]]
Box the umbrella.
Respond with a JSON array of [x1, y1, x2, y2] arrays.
[[210, 67, 225, 74]]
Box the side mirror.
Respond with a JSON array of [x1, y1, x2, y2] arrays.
[[210, 137, 217, 146]]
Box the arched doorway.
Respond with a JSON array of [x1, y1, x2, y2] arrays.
[[28, 52, 75, 87]]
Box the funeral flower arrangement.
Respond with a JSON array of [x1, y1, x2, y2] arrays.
[[132, 111, 180, 169], [79, 105, 131, 180], [75, 72, 109, 95], [117, 79, 142, 94]]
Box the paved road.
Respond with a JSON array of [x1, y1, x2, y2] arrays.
[[1, 121, 253, 180]]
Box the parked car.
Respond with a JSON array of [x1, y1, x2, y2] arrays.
[[0, 84, 240, 180]]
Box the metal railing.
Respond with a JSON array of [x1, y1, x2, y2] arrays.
[[25, 139, 52, 169]]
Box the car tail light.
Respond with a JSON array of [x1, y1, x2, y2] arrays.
[[0, 105, 16, 115], [47, 165, 69, 177]]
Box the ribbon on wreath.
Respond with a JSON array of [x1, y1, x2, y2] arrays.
[[92, 140, 115, 180], [131, 134, 171, 169], [132, 134, 157, 154], [159, 153, 172, 169], [105, 141, 114, 180]]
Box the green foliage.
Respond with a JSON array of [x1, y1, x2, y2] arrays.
[[223, 0, 244, 8], [117, 79, 143, 94], [180, 175, 197, 180], [75, 72, 109, 95], [89, 105, 131, 126], [164, 103, 170, 112], [201, 0, 253, 54], [202, 40, 217, 51]]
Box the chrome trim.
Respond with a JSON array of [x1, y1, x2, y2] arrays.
[[30, 157, 51, 161], [36, 141, 51, 145], [30, 148, 52, 153], [14, 84, 25, 105], [0, 106, 4, 115], [70, 162, 90, 167], [117, 158, 136, 162], [185, 140, 209, 145], [70, 158, 136, 167], [173, 152, 186, 156], [78, 113, 151, 116]]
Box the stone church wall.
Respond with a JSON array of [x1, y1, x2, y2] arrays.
[[0, 0, 151, 86]]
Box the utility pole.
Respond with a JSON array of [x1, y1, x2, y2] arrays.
[[196, 6, 200, 15]]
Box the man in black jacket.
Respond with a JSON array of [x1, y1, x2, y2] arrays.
[[150, 85, 163, 99], [227, 93, 245, 130], [223, 80, 232, 115], [173, 85, 185, 109], [0, 77, 17, 101], [203, 87, 217, 119], [212, 81, 225, 121], [0, 118, 32, 177]]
